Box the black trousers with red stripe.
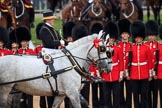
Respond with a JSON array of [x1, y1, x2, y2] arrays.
[[148, 79, 158, 108], [102, 81, 120, 108], [131, 79, 149, 108], [120, 79, 132, 108], [158, 79, 162, 108]]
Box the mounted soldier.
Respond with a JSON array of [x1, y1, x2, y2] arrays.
[[22, 0, 35, 27]]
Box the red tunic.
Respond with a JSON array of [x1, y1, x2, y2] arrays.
[[118, 41, 131, 75], [89, 63, 99, 77], [0, 48, 13, 56], [130, 43, 152, 80], [34, 45, 43, 55], [145, 41, 159, 70], [18, 48, 36, 55], [101, 45, 124, 82]]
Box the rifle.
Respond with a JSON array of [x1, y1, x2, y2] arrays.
[[154, 42, 159, 75], [127, 43, 132, 77]]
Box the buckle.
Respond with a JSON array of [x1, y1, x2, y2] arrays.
[[42, 73, 51, 79]]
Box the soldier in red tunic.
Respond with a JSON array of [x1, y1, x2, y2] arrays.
[[157, 24, 162, 108], [145, 20, 159, 108], [8, 28, 20, 55], [16, 27, 36, 55], [117, 19, 132, 108], [129, 20, 152, 108], [0, 26, 12, 56], [12, 27, 35, 108], [101, 21, 124, 108]]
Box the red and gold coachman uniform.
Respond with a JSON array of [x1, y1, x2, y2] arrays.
[[34, 45, 43, 55], [101, 45, 124, 82], [0, 48, 13, 56], [130, 43, 152, 80], [18, 48, 36, 55], [118, 41, 131, 75]]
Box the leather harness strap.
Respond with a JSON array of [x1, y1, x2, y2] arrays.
[[62, 48, 90, 78]]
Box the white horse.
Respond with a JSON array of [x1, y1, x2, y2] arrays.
[[0, 34, 110, 108]]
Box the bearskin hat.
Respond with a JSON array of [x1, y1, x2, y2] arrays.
[[145, 20, 159, 36], [0, 26, 9, 45], [159, 24, 162, 40], [130, 20, 146, 40], [103, 21, 119, 40], [118, 19, 131, 35], [72, 24, 88, 41], [90, 23, 103, 34], [36, 22, 44, 40], [10, 27, 31, 42], [63, 21, 75, 39]]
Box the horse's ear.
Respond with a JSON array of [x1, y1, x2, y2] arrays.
[[130, 20, 146, 40], [145, 20, 159, 36]]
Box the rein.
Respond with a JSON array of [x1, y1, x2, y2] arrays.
[[0, 66, 74, 86]]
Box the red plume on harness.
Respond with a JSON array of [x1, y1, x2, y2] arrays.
[[93, 38, 103, 48]]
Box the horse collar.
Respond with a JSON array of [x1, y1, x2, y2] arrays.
[[123, 2, 135, 19], [91, 3, 102, 17]]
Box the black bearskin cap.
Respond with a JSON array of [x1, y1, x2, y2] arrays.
[[145, 20, 159, 36], [63, 21, 75, 39], [15, 27, 31, 42], [159, 24, 162, 40], [90, 23, 103, 34], [103, 21, 119, 40], [72, 24, 88, 41], [130, 20, 146, 40], [0, 26, 9, 45], [118, 19, 131, 35], [36, 22, 44, 40]]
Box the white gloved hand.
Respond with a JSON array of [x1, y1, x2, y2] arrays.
[[60, 39, 65, 45]]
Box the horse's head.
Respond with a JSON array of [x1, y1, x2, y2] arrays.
[[119, 0, 130, 12], [87, 37, 113, 73], [70, 0, 82, 19]]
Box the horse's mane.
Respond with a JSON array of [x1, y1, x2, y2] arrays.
[[66, 34, 97, 50]]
